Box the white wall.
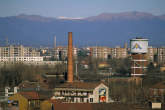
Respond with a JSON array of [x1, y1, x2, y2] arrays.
[[93, 83, 109, 103]]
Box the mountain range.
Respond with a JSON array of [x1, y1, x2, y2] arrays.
[[0, 11, 165, 47]]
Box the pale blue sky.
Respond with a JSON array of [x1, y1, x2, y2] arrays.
[[0, 0, 165, 17]]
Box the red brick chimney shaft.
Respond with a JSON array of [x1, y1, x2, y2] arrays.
[[67, 32, 73, 83]]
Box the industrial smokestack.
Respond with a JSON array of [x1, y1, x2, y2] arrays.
[[54, 36, 56, 48], [67, 32, 73, 83]]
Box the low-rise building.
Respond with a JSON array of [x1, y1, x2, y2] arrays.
[[54, 82, 109, 103], [149, 81, 165, 103], [8, 91, 51, 110], [41, 101, 137, 110]]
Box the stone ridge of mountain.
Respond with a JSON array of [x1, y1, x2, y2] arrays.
[[0, 11, 165, 47], [8, 14, 56, 22], [2, 11, 165, 22], [86, 11, 165, 21]]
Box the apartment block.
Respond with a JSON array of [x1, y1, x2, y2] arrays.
[[87, 46, 128, 59], [147, 46, 157, 62], [53, 46, 78, 60], [87, 46, 111, 59], [157, 47, 165, 64], [111, 46, 128, 59], [0, 45, 43, 62]]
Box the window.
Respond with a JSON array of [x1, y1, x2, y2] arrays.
[[71, 97, 74, 102], [60, 91, 62, 95], [90, 98, 93, 102], [80, 98, 84, 102]]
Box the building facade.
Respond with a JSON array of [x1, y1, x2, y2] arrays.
[[8, 91, 50, 110], [149, 81, 165, 103], [53, 46, 78, 60], [86, 46, 128, 59], [111, 46, 128, 59], [0, 45, 43, 62], [157, 47, 165, 65], [54, 82, 109, 103], [147, 46, 157, 62]]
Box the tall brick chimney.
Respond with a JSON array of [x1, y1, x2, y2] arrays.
[[67, 32, 73, 83]]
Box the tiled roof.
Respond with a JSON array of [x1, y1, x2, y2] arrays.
[[20, 91, 39, 99], [55, 82, 106, 90], [52, 103, 136, 110], [151, 81, 165, 89], [20, 91, 51, 100], [48, 99, 64, 104], [18, 80, 49, 89], [53, 103, 92, 110]]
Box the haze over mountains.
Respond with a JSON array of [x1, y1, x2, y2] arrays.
[[0, 11, 165, 47]]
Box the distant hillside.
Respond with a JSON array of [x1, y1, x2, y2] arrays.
[[0, 12, 165, 47]]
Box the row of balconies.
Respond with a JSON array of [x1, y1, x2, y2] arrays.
[[55, 91, 93, 97], [0, 57, 43, 62]]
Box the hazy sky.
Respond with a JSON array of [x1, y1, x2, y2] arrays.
[[0, 0, 165, 17]]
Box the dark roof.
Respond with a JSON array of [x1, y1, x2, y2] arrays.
[[20, 91, 39, 99], [18, 80, 49, 89], [19, 91, 51, 100], [151, 81, 165, 89], [55, 82, 106, 90], [53, 103, 92, 110], [52, 103, 141, 110]]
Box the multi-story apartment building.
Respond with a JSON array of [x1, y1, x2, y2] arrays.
[[87, 46, 111, 59], [157, 47, 165, 65], [0, 45, 43, 62], [147, 46, 157, 62], [111, 46, 128, 59], [53, 46, 78, 60], [87, 46, 128, 59], [147, 47, 165, 65]]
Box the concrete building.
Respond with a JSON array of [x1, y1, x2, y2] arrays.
[[86, 46, 128, 59], [111, 46, 128, 59], [149, 81, 165, 103], [147, 47, 165, 65], [147, 46, 157, 62], [54, 82, 109, 103], [53, 46, 78, 60], [87, 46, 111, 59], [157, 47, 165, 65], [0, 61, 65, 68], [0, 45, 40, 57], [0, 57, 43, 62], [53, 46, 67, 60], [0, 45, 43, 62]]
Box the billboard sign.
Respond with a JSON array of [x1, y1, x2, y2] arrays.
[[130, 38, 148, 53]]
